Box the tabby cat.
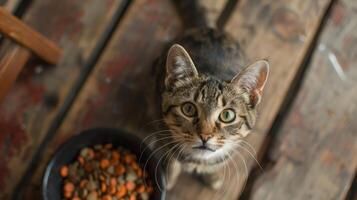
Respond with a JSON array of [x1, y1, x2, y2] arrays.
[[152, 2, 269, 190]]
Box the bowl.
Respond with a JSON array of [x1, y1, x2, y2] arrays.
[[42, 128, 166, 200]]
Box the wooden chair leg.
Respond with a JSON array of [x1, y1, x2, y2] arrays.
[[0, 6, 63, 103], [0, 45, 31, 102], [0, 6, 62, 64]]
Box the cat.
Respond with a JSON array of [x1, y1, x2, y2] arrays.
[[151, 1, 269, 190]]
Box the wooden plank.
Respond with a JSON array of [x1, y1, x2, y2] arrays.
[[0, 45, 31, 102], [0, 7, 62, 64], [250, 0, 357, 199], [205, 0, 333, 198], [0, 0, 24, 42], [0, 0, 125, 199]]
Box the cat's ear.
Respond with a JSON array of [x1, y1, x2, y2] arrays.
[[165, 44, 198, 88], [231, 60, 269, 108]]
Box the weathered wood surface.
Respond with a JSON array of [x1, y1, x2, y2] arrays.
[[23, 0, 236, 199], [0, 6, 62, 64], [25, 0, 337, 200], [221, 0, 333, 197], [0, 44, 31, 102], [0, 0, 125, 198], [20, 0, 182, 199], [250, 0, 357, 199]]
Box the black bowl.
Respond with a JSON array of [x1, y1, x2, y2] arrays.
[[42, 128, 166, 200]]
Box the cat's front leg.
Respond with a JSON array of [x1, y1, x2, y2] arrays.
[[200, 171, 224, 190], [165, 158, 181, 190]]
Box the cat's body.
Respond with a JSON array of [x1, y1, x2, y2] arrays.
[[151, 27, 268, 190], [173, 28, 246, 81], [150, 2, 269, 190]]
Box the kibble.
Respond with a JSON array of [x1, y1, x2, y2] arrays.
[[60, 144, 153, 200], [125, 181, 136, 191], [60, 166, 69, 177]]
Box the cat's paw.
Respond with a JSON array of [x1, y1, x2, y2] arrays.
[[200, 172, 224, 190], [166, 177, 177, 190], [209, 177, 224, 190], [165, 159, 181, 190]]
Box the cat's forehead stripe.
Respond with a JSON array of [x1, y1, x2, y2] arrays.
[[193, 79, 223, 104]]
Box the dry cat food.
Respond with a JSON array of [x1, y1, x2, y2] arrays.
[[60, 143, 153, 200]]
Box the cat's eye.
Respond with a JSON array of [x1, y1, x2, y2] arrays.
[[181, 102, 197, 117], [219, 109, 236, 123]]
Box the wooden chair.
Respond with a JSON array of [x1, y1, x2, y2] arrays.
[[0, 6, 62, 103]]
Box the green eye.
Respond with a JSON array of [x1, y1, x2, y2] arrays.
[[219, 109, 236, 123], [181, 102, 197, 117]]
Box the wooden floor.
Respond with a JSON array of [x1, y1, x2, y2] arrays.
[[0, 0, 356, 199]]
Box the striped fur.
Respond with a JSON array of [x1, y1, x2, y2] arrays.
[[154, 28, 269, 189]]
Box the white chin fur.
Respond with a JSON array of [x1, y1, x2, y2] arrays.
[[189, 146, 228, 160]]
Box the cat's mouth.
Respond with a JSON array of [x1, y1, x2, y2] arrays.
[[192, 145, 216, 152]]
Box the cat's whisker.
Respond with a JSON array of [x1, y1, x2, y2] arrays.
[[139, 134, 178, 162], [140, 129, 172, 143], [143, 118, 165, 127], [238, 151, 249, 195], [140, 133, 185, 158], [155, 142, 182, 192], [221, 156, 229, 195], [222, 155, 235, 199], [167, 141, 185, 165], [163, 145, 176, 185], [239, 140, 257, 155], [213, 153, 229, 199], [141, 132, 177, 148], [163, 143, 184, 189], [227, 150, 243, 190], [140, 130, 172, 150], [213, 151, 237, 200], [141, 140, 178, 176], [229, 149, 248, 193], [158, 144, 181, 191], [236, 143, 263, 172], [142, 140, 180, 189], [164, 142, 185, 188], [138, 118, 166, 133]]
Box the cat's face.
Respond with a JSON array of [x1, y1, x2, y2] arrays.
[[162, 44, 269, 161]]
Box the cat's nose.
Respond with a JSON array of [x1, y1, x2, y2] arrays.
[[199, 134, 213, 144]]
